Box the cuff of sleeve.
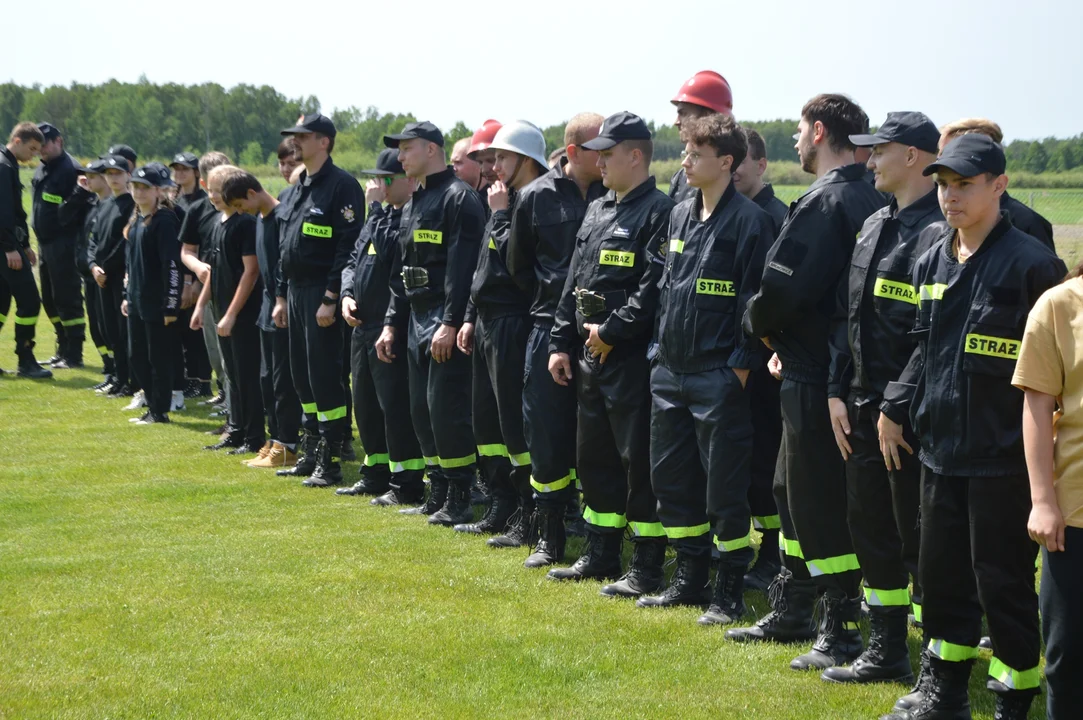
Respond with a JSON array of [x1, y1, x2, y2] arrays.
[[827, 383, 843, 399], [879, 399, 906, 426], [368, 202, 384, 216], [728, 346, 763, 372], [596, 321, 615, 347]]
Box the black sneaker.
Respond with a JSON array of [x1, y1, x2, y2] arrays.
[[136, 413, 171, 425]]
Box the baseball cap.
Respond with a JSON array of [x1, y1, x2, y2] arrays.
[[129, 163, 175, 187], [105, 144, 137, 167], [281, 113, 337, 138], [923, 134, 1006, 178], [169, 152, 199, 170], [102, 154, 132, 172], [850, 112, 940, 154], [362, 148, 405, 176], [384, 121, 445, 148], [76, 158, 108, 175], [37, 123, 61, 142], [581, 111, 652, 151]]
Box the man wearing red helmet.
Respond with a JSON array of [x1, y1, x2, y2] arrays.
[[669, 71, 733, 204], [467, 119, 501, 218]]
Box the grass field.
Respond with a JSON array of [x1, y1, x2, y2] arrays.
[[0, 321, 1045, 720]]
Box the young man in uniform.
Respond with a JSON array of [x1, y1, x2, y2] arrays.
[[819, 112, 944, 687], [668, 71, 734, 204], [879, 135, 1065, 720], [376, 121, 486, 525], [338, 149, 425, 502], [734, 129, 789, 235], [273, 113, 363, 487], [547, 112, 674, 595], [451, 138, 482, 192], [32, 123, 84, 368], [0, 122, 51, 378], [731, 94, 886, 672], [503, 112, 606, 560], [169, 151, 212, 398], [635, 115, 774, 624]]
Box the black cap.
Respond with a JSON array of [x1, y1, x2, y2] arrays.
[[923, 134, 1006, 178], [281, 113, 337, 138], [102, 154, 132, 172], [37, 123, 61, 142], [383, 121, 444, 148], [76, 158, 108, 175], [130, 162, 175, 187], [169, 152, 199, 170], [850, 112, 940, 154], [362, 148, 405, 176], [103, 145, 137, 168], [581, 111, 652, 151]]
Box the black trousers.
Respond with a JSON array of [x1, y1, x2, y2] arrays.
[[473, 313, 531, 502], [83, 277, 110, 361], [845, 398, 922, 612], [748, 365, 781, 532], [352, 324, 390, 483], [260, 327, 301, 446], [775, 379, 860, 595], [39, 238, 85, 349], [524, 322, 577, 509], [97, 278, 129, 387], [179, 310, 210, 382], [1042, 525, 1083, 719], [342, 321, 353, 439], [921, 470, 1040, 691], [219, 322, 265, 446], [287, 284, 347, 442], [0, 247, 41, 348], [407, 304, 475, 488], [128, 313, 173, 416], [576, 342, 660, 538]]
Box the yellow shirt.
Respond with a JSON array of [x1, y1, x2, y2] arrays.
[[1013, 279, 1083, 528]]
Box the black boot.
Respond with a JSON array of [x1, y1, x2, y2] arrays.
[[600, 538, 667, 598], [564, 491, 586, 537], [986, 682, 1036, 720], [455, 492, 515, 534], [336, 469, 391, 496], [893, 649, 933, 713], [637, 551, 711, 608], [744, 530, 781, 592], [879, 657, 973, 720], [822, 606, 914, 684], [277, 432, 319, 476], [724, 568, 817, 643], [522, 505, 566, 565], [340, 438, 356, 462], [791, 589, 864, 670], [55, 326, 85, 368], [371, 481, 426, 507], [487, 507, 531, 549], [697, 560, 748, 624], [428, 480, 474, 526], [17, 344, 53, 379], [102, 354, 115, 377], [547, 530, 622, 581], [303, 440, 344, 487], [399, 477, 448, 516]]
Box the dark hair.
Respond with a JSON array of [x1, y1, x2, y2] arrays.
[[221, 171, 264, 204], [9, 122, 44, 144], [685, 115, 747, 170], [198, 151, 232, 179], [743, 128, 767, 162], [316, 132, 335, 154], [801, 93, 868, 153], [277, 138, 295, 159], [624, 138, 653, 165]]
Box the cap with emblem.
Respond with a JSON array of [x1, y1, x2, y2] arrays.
[[581, 111, 652, 151], [129, 163, 175, 187], [923, 134, 1006, 178], [169, 152, 199, 170], [37, 123, 61, 142], [104, 144, 137, 168], [76, 158, 109, 175], [280, 113, 337, 138], [850, 112, 940, 155], [103, 154, 132, 173], [383, 121, 445, 148], [362, 148, 405, 176]]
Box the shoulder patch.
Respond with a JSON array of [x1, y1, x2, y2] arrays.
[[342, 205, 356, 223]]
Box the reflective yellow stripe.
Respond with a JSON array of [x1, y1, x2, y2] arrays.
[[530, 473, 572, 493], [477, 443, 508, 458], [366, 243, 376, 255], [413, 229, 442, 244], [300, 402, 318, 414], [696, 278, 735, 296], [509, 451, 531, 467], [911, 602, 923, 623], [424, 456, 439, 466], [753, 515, 781, 530], [439, 453, 476, 469], [302, 222, 332, 238], [629, 521, 666, 538], [14, 315, 38, 325], [665, 523, 710, 539], [864, 586, 911, 607], [669, 239, 684, 254], [582, 505, 627, 529], [61, 317, 85, 327], [317, 405, 347, 422], [964, 333, 1019, 360], [96, 345, 110, 354], [390, 458, 426, 472], [988, 657, 1041, 690], [488, 237, 497, 250], [0, 312, 7, 323], [779, 533, 804, 560], [807, 553, 861, 577], [873, 278, 917, 305], [42, 192, 63, 204], [48, 316, 61, 324], [599, 249, 634, 267], [363, 452, 390, 467], [927, 638, 979, 662], [715, 533, 752, 552], [842, 621, 860, 631], [920, 283, 947, 302]]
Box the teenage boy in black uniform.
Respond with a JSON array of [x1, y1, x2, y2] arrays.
[[275, 114, 363, 486], [0, 122, 51, 378], [635, 115, 773, 624], [731, 94, 885, 672], [547, 112, 674, 595], [169, 152, 212, 398], [879, 134, 1064, 720], [339, 150, 425, 502], [818, 112, 943, 687], [31, 123, 83, 367], [376, 121, 486, 525]]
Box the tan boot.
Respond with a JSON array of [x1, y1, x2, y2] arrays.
[[248, 442, 295, 469], [242, 441, 274, 466]]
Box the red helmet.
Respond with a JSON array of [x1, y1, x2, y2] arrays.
[[468, 119, 502, 156], [671, 71, 733, 115]]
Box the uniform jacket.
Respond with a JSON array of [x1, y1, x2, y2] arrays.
[[88, 193, 135, 274], [31, 152, 79, 242], [668, 167, 695, 204], [750, 183, 789, 237], [467, 190, 530, 322], [58, 185, 101, 277], [0, 146, 30, 252], [126, 208, 182, 321], [1002, 192, 1054, 252], [342, 202, 403, 328]]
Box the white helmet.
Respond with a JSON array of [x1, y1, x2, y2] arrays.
[[488, 120, 548, 170]]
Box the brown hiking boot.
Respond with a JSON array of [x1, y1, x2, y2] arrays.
[[242, 441, 274, 466], [247, 442, 297, 469]]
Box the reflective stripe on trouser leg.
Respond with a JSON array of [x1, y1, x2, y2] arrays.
[[352, 326, 389, 475], [472, 335, 512, 496], [523, 323, 576, 507], [753, 515, 781, 529], [927, 638, 979, 662], [864, 586, 912, 607], [366, 326, 423, 490], [418, 305, 474, 484], [987, 658, 1040, 691], [479, 312, 532, 500]]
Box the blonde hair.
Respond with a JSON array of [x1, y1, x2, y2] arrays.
[[206, 164, 246, 192], [564, 112, 605, 149], [939, 118, 1004, 151]]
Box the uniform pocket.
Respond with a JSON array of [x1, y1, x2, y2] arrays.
[[692, 251, 736, 312], [960, 305, 1025, 460]]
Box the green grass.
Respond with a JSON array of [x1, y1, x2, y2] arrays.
[[0, 320, 1045, 719]]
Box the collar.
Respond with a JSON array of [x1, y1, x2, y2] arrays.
[[894, 188, 941, 228], [301, 156, 336, 187], [807, 162, 868, 194], [944, 211, 1014, 264], [184, 187, 207, 202], [752, 183, 777, 206], [1, 146, 15, 166], [420, 165, 457, 190], [693, 179, 737, 221], [603, 176, 658, 206], [43, 152, 69, 171]]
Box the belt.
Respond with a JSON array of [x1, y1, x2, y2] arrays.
[[574, 287, 627, 317]]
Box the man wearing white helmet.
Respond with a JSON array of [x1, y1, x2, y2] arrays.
[[456, 121, 548, 539]]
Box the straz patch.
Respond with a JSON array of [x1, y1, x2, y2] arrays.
[[414, 229, 443, 244], [599, 249, 635, 267], [696, 278, 735, 297], [767, 261, 793, 276], [965, 333, 1020, 360], [302, 222, 332, 238], [42, 192, 63, 204], [873, 278, 917, 305], [342, 205, 356, 223]]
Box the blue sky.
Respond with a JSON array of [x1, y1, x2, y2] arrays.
[[9, 0, 1080, 141]]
